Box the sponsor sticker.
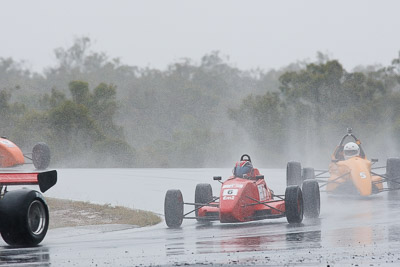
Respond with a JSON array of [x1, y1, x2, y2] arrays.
[[223, 196, 235, 200], [223, 189, 238, 196], [222, 184, 243, 189], [258, 185, 267, 201]]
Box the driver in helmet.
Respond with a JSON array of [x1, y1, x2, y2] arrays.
[[233, 158, 261, 179], [343, 142, 360, 160]]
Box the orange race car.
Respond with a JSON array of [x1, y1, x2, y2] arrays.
[[291, 128, 400, 196], [0, 136, 51, 170]]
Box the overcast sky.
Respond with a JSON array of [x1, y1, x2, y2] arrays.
[[1, 0, 399, 73]]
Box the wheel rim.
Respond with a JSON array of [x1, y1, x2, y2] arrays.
[[28, 200, 47, 236]]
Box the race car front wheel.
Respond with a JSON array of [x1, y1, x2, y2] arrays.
[[32, 142, 51, 170], [302, 167, 315, 180], [302, 179, 320, 218], [287, 161, 302, 186], [285, 185, 303, 224], [195, 183, 213, 219], [164, 189, 184, 228], [387, 158, 400, 190], [0, 189, 49, 246]]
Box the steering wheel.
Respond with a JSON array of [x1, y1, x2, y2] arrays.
[[240, 154, 252, 162]]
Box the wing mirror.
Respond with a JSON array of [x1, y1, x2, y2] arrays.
[[213, 176, 222, 181], [331, 159, 339, 163], [256, 175, 264, 180], [371, 158, 378, 163]]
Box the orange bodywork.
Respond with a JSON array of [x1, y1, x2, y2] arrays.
[[327, 149, 383, 196], [0, 138, 25, 168]]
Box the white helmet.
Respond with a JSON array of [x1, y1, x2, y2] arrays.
[[344, 142, 360, 159]]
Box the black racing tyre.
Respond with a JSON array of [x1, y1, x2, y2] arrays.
[[164, 189, 184, 228], [0, 189, 49, 246], [302, 179, 320, 218], [302, 167, 315, 180], [195, 183, 213, 219], [387, 158, 400, 190], [285, 185, 303, 224], [287, 161, 302, 186], [32, 142, 51, 170]]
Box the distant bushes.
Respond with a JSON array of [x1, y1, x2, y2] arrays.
[[1, 37, 400, 167]]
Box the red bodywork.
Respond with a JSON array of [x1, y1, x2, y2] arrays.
[[0, 173, 43, 185], [0, 171, 57, 193], [198, 176, 286, 223]]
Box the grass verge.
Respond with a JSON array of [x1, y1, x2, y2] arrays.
[[46, 197, 161, 229]]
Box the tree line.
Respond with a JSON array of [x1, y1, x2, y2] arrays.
[[1, 37, 399, 168]]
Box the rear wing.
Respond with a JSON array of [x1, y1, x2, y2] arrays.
[[0, 170, 57, 193]]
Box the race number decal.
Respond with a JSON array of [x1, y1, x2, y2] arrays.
[[360, 172, 367, 179], [223, 189, 238, 196], [258, 185, 267, 201]]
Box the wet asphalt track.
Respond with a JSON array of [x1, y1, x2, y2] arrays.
[[1, 168, 400, 266]]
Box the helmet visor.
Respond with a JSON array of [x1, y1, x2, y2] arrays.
[[344, 149, 359, 157]]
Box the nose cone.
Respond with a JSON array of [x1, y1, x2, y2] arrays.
[[348, 158, 372, 196], [219, 188, 242, 222], [0, 139, 24, 167], [219, 180, 255, 223]]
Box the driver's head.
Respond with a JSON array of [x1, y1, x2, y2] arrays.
[[344, 142, 360, 160], [233, 160, 253, 178]]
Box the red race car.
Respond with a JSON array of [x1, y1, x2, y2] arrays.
[[164, 154, 320, 228], [0, 136, 51, 170]]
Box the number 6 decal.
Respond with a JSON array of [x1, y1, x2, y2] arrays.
[[223, 189, 238, 196]]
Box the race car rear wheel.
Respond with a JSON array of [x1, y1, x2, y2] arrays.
[[0, 189, 49, 246], [32, 142, 51, 170], [285, 185, 303, 224], [195, 183, 213, 220], [387, 158, 400, 190], [287, 161, 302, 186], [302, 167, 315, 180], [302, 179, 320, 218], [164, 189, 184, 228]]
